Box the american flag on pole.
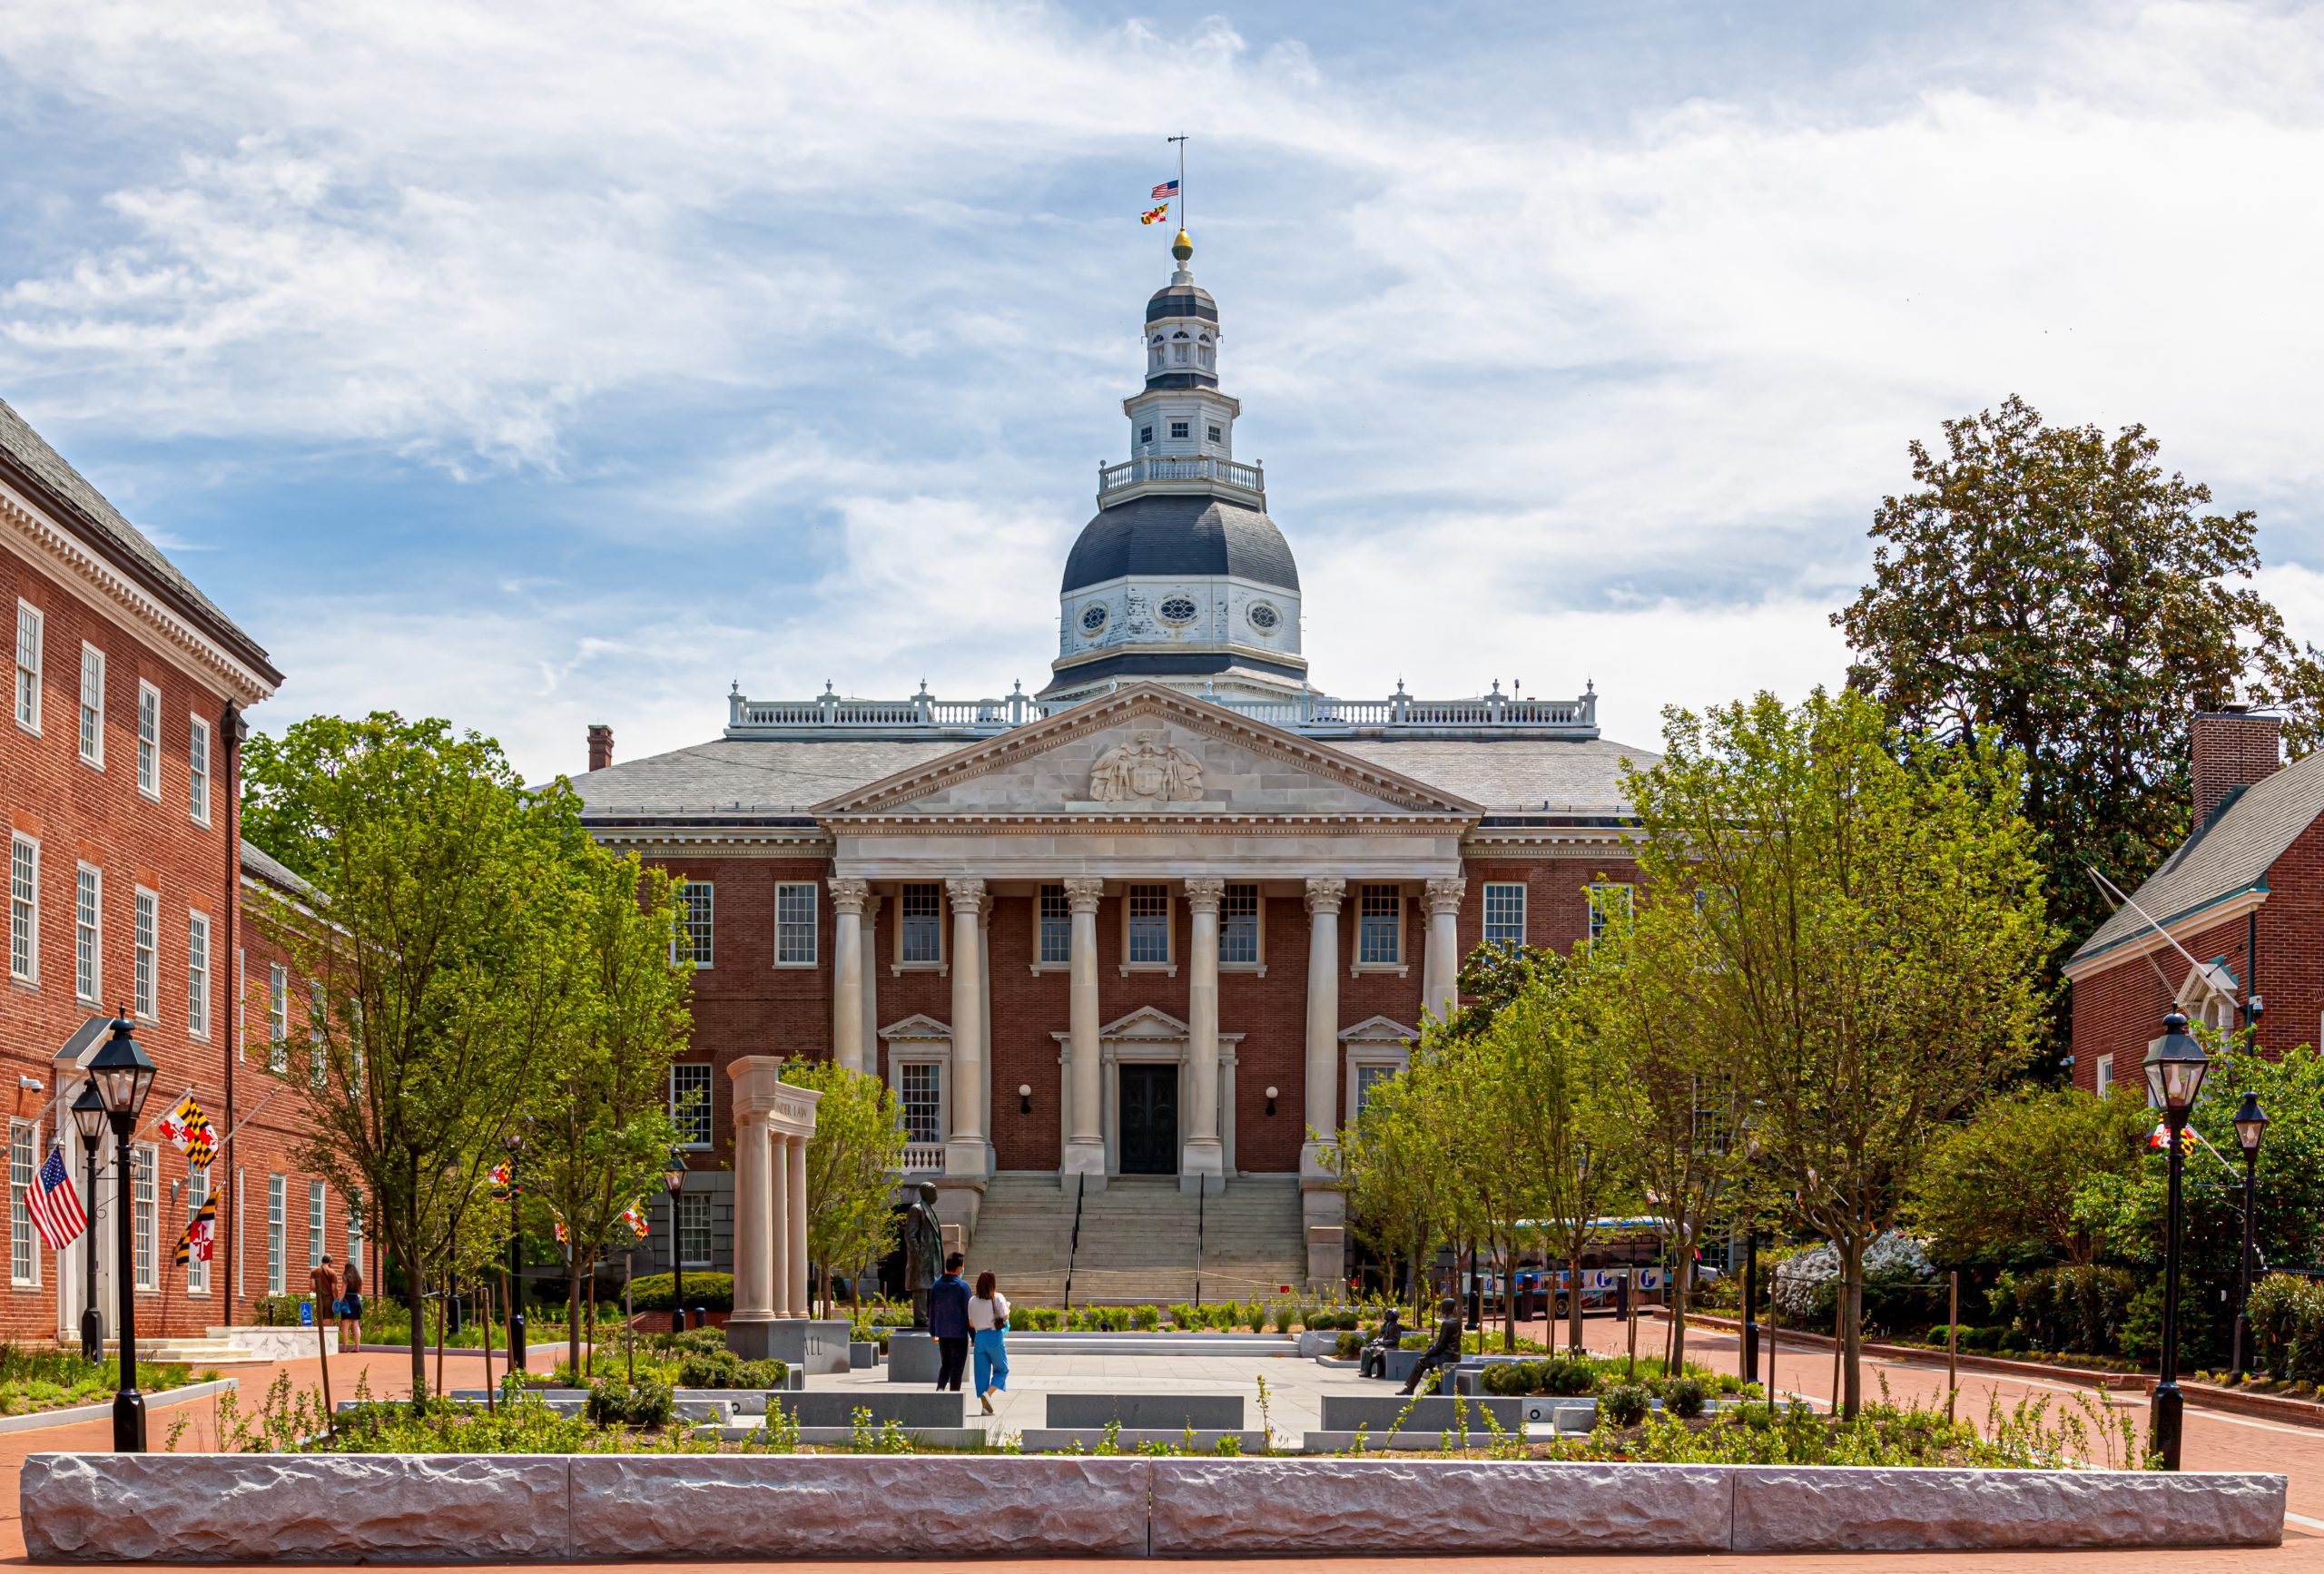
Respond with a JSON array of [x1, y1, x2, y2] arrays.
[[25, 1147, 86, 1251], [1150, 178, 1179, 201]]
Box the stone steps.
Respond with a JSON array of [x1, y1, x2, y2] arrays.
[[970, 1175, 1305, 1306]]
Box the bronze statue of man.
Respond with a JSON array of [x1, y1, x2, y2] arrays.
[[903, 1181, 944, 1329]]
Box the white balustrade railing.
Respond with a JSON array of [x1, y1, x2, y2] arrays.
[[1097, 454, 1265, 500], [901, 1141, 946, 1173], [726, 680, 1597, 741]]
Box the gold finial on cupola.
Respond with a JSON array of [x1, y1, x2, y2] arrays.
[[1171, 227, 1193, 263]]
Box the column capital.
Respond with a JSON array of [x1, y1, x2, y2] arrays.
[[1063, 876, 1106, 913], [978, 890, 994, 926], [1184, 877, 1226, 913], [829, 877, 871, 915], [1424, 876, 1466, 916], [945, 876, 987, 913], [1305, 878, 1346, 915]]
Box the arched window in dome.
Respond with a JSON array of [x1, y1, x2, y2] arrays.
[[1172, 330, 1189, 367], [1197, 338, 1211, 369], [1149, 336, 1164, 370]]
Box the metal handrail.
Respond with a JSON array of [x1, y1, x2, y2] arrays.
[[1194, 1184, 1206, 1310], [1062, 1172, 1088, 1313]]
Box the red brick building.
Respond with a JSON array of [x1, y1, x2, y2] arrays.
[[2067, 709, 2309, 1092], [576, 234, 1654, 1295], [1, 398, 360, 1342]]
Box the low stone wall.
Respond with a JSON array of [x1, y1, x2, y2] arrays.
[[19, 1454, 2286, 1561]]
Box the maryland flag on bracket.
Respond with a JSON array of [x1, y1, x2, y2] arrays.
[[621, 1206, 650, 1240], [487, 1161, 518, 1200], [2148, 1122, 2197, 1154], [172, 1195, 216, 1267], [158, 1095, 216, 1167], [1141, 202, 1169, 226]]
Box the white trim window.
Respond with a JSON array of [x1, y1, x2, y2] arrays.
[[899, 883, 942, 965], [672, 880, 713, 969], [188, 715, 212, 827], [1359, 884, 1403, 965], [899, 1062, 943, 1145], [267, 964, 289, 1069], [309, 1181, 327, 1271], [1586, 882, 1633, 945], [774, 881, 817, 967], [135, 684, 161, 799], [670, 1062, 713, 1148], [187, 1162, 210, 1294], [77, 644, 103, 767], [133, 1145, 157, 1292], [9, 1121, 36, 1286], [2094, 1054, 2113, 1097], [266, 1174, 285, 1296], [347, 1187, 364, 1270], [1126, 883, 1171, 965], [133, 888, 157, 1019], [187, 910, 211, 1038], [74, 864, 101, 1004], [676, 1192, 712, 1269], [8, 835, 35, 985], [1221, 883, 1260, 966], [1037, 884, 1070, 965], [1354, 1064, 1402, 1117], [302, 981, 323, 1077], [1482, 882, 1527, 949], [13, 601, 40, 733]]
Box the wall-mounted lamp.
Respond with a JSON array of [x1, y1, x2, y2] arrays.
[[1265, 1086, 1279, 1117], [1018, 1083, 1033, 1115]]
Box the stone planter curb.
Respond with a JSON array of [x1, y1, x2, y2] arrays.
[[0, 1378, 236, 1438]]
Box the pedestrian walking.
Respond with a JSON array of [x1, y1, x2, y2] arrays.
[[310, 1254, 340, 1338], [339, 1257, 365, 1348], [928, 1253, 971, 1392], [969, 1270, 1010, 1414]]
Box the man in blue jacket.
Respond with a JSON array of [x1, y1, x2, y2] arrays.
[[928, 1253, 972, 1392]]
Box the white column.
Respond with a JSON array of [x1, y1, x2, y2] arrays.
[[1303, 879, 1345, 1158], [830, 879, 869, 1073], [787, 1131, 811, 1318], [768, 1121, 793, 1319], [1062, 877, 1107, 1187], [1182, 878, 1225, 1191], [734, 1113, 775, 1320], [860, 894, 881, 1074], [1423, 877, 1465, 1025], [944, 878, 987, 1177], [979, 892, 995, 1172]]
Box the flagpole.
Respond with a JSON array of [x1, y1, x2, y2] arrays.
[[1168, 134, 1188, 240]]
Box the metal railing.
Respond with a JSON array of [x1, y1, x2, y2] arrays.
[[1061, 1173, 1088, 1314], [1194, 1184, 1206, 1310], [1097, 454, 1265, 502]]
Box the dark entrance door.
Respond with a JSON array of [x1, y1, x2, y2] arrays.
[[1118, 1065, 1179, 1175]]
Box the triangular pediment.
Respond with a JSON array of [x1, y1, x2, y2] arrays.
[[877, 1013, 952, 1042], [1339, 1015, 1419, 1045], [812, 684, 1482, 819], [1100, 1006, 1190, 1040]]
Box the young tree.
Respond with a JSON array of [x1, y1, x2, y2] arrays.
[[1326, 1067, 1457, 1321], [242, 713, 577, 1400], [782, 1060, 905, 1316], [1423, 1020, 1551, 1353], [1626, 689, 2054, 1416], [1907, 1085, 2151, 1266], [1835, 396, 2324, 1055], [520, 849, 694, 1379]]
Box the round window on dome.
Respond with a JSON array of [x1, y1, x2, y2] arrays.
[[1248, 602, 1282, 634], [1157, 595, 1198, 625], [1079, 604, 1109, 635]]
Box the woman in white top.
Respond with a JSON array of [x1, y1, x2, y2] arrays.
[[968, 1271, 1010, 1414]]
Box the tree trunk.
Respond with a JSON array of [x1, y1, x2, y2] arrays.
[[568, 1264, 583, 1383], [1566, 1242, 1585, 1354], [404, 1243, 428, 1405], [1501, 1231, 1518, 1352], [1840, 1233, 1866, 1420]]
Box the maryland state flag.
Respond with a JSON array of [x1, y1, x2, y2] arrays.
[[2148, 1122, 2197, 1154], [620, 1206, 650, 1240], [172, 1195, 216, 1266], [553, 1214, 569, 1244], [487, 1160, 518, 1200], [158, 1095, 216, 1167], [1141, 201, 1169, 226]]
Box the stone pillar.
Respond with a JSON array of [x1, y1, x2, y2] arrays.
[[1301, 880, 1347, 1289], [860, 893, 881, 1074], [979, 892, 995, 1174], [830, 879, 870, 1073], [1182, 878, 1226, 1193], [1062, 876, 1108, 1189], [787, 1130, 811, 1317], [1423, 877, 1465, 1026], [767, 1123, 793, 1319], [940, 880, 988, 1232], [725, 1057, 783, 1324]]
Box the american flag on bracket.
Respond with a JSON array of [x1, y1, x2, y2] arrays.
[[26, 1146, 86, 1251]]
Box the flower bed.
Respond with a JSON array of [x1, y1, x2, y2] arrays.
[[0, 1345, 204, 1419]]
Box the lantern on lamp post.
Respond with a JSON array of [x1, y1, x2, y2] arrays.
[[69, 1077, 107, 1365], [664, 1150, 688, 1333], [87, 1015, 157, 1452], [2142, 1011, 2210, 1471], [2231, 1092, 2269, 1381]]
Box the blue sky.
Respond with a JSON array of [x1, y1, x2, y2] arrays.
[[3, 0, 2320, 782]]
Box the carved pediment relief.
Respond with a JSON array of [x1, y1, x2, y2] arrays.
[[1089, 732, 1203, 802]]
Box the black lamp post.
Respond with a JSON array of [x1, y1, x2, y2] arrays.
[[664, 1150, 687, 1333], [504, 1132, 526, 1371], [2231, 1091, 2270, 1381], [2143, 1010, 2210, 1471], [1737, 1112, 1762, 1387], [70, 1077, 107, 1364], [88, 1014, 157, 1452]]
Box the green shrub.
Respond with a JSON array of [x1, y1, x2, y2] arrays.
[[1660, 1377, 1709, 1419], [1989, 1264, 2134, 1355], [586, 1376, 675, 1428], [2249, 1273, 2324, 1382], [1335, 1331, 1364, 1359], [1600, 1383, 1652, 1428], [625, 1274, 734, 1313]]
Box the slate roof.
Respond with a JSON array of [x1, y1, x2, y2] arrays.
[[1061, 495, 1298, 594], [2072, 748, 2324, 964], [0, 398, 279, 682], [568, 733, 1656, 818], [240, 838, 313, 898]]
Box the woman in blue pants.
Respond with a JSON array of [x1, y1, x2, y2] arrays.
[[968, 1270, 1010, 1415]]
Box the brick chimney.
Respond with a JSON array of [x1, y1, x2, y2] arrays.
[[2192, 706, 2281, 825], [586, 723, 615, 773]]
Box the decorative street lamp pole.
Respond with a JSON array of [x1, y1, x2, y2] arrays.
[[70, 1077, 108, 1364], [87, 1015, 158, 1452], [1740, 1228, 1760, 1387], [664, 1151, 687, 1334], [2143, 1011, 2211, 1471], [504, 1132, 526, 1372], [2231, 1092, 2270, 1381]]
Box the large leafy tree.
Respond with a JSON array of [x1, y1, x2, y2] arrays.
[[782, 1060, 905, 1317], [242, 713, 580, 1400], [1324, 1070, 1457, 1322], [1627, 688, 2054, 1417], [1835, 396, 2323, 1059], [1906, 1085, 2152, 1267]]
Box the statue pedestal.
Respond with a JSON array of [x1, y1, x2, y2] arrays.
[[887, 1330, 941, 1384], [726, 1317, 852, 1373]]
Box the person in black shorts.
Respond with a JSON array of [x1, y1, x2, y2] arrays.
[[338, 1257, 365, 1348]]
